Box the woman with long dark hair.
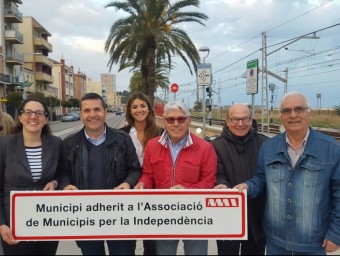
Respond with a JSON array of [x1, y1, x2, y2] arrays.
[[0, 98, 62, 255], [121, 92, 163, 255]]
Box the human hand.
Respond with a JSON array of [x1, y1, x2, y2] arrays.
[[233, 183, 248, 192], [115, 182, 131, 189], [63, 184, 78, 190], [0, 224, 19, 245], [134, 182, 145, 189], [214, 184, 228, 189], [323, 239, 340, 253], [43, 180, 58, 191], [170, 185, 185, 189]]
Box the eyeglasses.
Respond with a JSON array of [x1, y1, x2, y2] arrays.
[[280, 106, 309, 115], [21, 109, 46, 117], [165, 116, 187, 124], [228, 117, 251, 124]]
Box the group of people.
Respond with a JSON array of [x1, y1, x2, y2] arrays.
[[0, 91, 339, 255]]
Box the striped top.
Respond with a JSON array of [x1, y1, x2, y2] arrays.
[[25, 146, 42, 182]]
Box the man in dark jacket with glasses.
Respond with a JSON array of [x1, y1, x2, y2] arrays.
[[211, 103, 268, 255]]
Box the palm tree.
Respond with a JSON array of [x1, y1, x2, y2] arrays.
[[104, 0, 208, 103], [129, 66, 170, 93]]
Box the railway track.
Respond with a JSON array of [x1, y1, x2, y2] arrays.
[[191, 116, 340, 142]]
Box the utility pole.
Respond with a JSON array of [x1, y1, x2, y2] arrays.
[[261, 31, 319, 134], [206, 84, 212, 126]]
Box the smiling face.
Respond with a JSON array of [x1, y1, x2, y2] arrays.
[[280, 94, 311, 136], [130, 98, 149, 124], [163, 109, 191, 144], [226, 104, 252, 137], [19, 101, 48, 135], [80, 98, 107, 138]]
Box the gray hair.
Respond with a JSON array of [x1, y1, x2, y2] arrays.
[[163, 101, 190, 117], [279, 91, 310, 111], [227, 103, 252, 118]]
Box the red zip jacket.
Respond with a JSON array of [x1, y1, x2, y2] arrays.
[[139, 132, 217, 189]]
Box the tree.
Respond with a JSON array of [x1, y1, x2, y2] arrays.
[[333, 103, 340, 116], [62, 101, 73, 109], [69, 98, 80, 109], [118, 90, 131, 104], [27, 92, 46, 102], [6, 92, 23, 118], [104, 0, 208, 103], [129, 65, 170, 93]]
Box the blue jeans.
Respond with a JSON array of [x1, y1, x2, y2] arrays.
[[156, 240, 207, 255], [76, 240, 136, 255], [266, 240, 326, 255]]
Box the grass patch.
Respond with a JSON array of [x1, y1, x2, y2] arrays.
[[191, 109, 340, 129]]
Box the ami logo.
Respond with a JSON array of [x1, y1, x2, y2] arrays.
[[206, 198, 239, 207]]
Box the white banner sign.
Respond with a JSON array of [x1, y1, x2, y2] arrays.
[[11, 189, 247, 241]]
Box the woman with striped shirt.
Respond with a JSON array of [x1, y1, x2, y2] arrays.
[[0, 98, 62, 255]]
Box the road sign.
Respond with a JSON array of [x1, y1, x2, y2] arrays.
[[170, 83, 179, 93], [197, 64, 212, 86], [246, 59, 258, 95]]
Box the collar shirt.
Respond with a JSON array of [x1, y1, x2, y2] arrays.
[[129, 126, 143, 165], [286, 128, 310, 168], [158, 130, 192, 164], [84, 126, 106, 146]]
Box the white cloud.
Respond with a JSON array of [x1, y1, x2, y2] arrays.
[[19, 0, 340, 107]]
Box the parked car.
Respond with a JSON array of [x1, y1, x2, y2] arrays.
[[116, 110, 122, 115], [73, 111, 81, 120], [61, 113, 78, 122]]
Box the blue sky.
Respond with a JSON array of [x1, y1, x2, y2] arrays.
[[20, 0, 340, 109]]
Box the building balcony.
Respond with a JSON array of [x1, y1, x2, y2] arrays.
[[5, 52, 24, 65], [35, 72, 54, 84], [34, 37, 53, 52], [34, 54, 53, 67], [4, 4, 23, 23], [4, 30, 23, 44], [0, 73, 11, 84]]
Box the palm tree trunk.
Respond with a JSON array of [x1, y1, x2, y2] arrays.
[[145, 35, 156, 103], [141, 57, 148, 96]]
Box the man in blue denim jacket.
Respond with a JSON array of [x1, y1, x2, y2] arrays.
[[235, 92, 340, 255]]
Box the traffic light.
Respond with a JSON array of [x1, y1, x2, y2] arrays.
[[206, 86, 212, 98]]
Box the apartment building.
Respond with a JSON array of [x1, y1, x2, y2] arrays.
[[18, 16, 56, 97], [85, 77, 102, 96], [101, 73, 121, 110], [73, 68, 86, 101], [0, 0, 23, 113], [52, 57, 75, 115]]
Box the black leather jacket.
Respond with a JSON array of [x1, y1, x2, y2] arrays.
[[59, 124, 142, 190]]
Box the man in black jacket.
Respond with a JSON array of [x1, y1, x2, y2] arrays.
[[211, 103, 268, 255], [59, 93, 142, 255]]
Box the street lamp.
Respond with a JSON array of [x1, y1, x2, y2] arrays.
[[199, 46, 210, 138]]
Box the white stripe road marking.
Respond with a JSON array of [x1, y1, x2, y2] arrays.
[[52, 116, 124, 138]]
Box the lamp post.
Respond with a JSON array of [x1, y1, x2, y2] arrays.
[[199, 46, 210, 138]]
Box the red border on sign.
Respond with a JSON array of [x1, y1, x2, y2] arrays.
[[12, 190, 246, 240]]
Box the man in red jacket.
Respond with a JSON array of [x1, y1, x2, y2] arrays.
[[135, 101, 217, 255]]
